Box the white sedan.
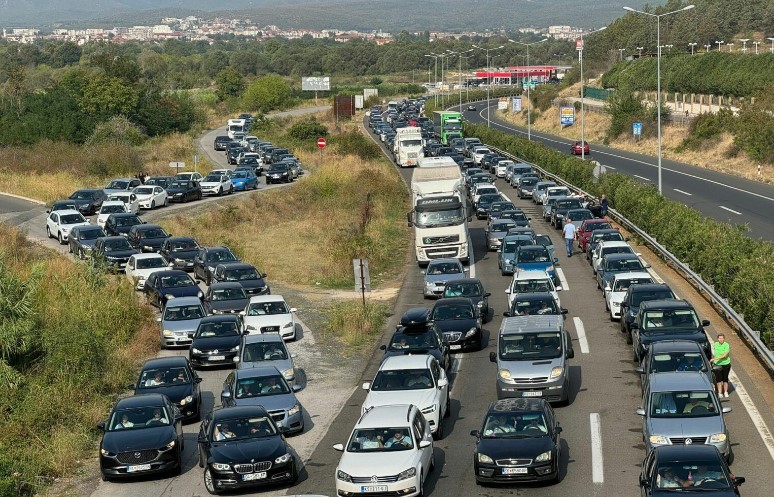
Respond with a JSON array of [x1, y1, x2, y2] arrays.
[[605, 271, 654, 320], [107, 192, 140, 214], [96, 201, 128, 228], [125, 253, 170, 289], [133, 185, 168, 209], [200, 173, 233, 196], [46, 209, 90, 244], [242, 295, 298, 340]]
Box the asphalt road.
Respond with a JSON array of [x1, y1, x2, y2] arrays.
[[456, 101, 774, 241], [288, 121, 774, 497]]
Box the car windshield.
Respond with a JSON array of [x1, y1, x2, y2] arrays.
[[432, 303, 475, 320], [516, 248, 550, 263], [146, 178, 170, 188], [103, 239, 131, 251], [491, 203, 514, 213], [196, 321, 240, 337], [163, 305, 204, 321], [160, 274, 194, 288], [603, 246, 634, 257], [100, 205, 125, 214], [347, 427, 414, 452], [649, 352, 707, 373], [631, 291, 675, 307], [211, 416, 277, 441], [650, 390, 720, 417], [115, 216, 141, 227], [53, 203, 77, 210], [372, 368, 433, 391], [443, 282, 481, 298], [169, 239, 198, 251], [426, 262, 462, 275], [414, 207, 464, 228], [389, 331, 439, 350], [207, 250, 237, 263], [613, 277, 653, 292], [139, 367, 189, 388], [557, 199, 582, 209], [499, 332, 562, 360], [482, 412, 548, 438], [233, 171, 249, 178], [242, 342, 288, 362], [136, 257, 167, 269], [594, 232, 624, 243], [492, 222, 517, 233], [69, 190, 94, 200], [520, 178, 537, 186], [512, 278, 553, 294], [534, 235, 553, 247], [212, 287, 247, 301], [510, 298, 559, 316], [134, 187, 154, 195], [204, 175, 223, 182], [108, 406, 172, 431], [79, 228, 104, 240], [503, 239, 533, 253], [141, 228, 168, 239], [60, 214, 85, 224], [170, 181, 188, 189], [604, 258, 644, 272], [477, 188, 498, 196], [641, 310, 700, 331], [588, 222, 613, 232], [568, 211, 592, 220], [106, 180, 129, 190], [247, 301, 289, 316], [224, 268, 260, 281], [655, 461, 730, 489], [235, 375, 289, 398]]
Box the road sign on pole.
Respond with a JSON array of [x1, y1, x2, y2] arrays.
[[169, 161, 185, 174], [576, 39, 584, 51], [633, 122, 643, 138], [353, 258, 371, 306], [317, 137, 327, 149]]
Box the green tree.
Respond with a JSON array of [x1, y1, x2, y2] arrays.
[[78, 74, 139, 117], [242, 74, 293, 112], [215, 68, 245, 101]]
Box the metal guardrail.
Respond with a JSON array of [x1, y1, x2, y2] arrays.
[[487, 143, 774, 376]]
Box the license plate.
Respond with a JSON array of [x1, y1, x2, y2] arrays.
[[127, 464, 151, 473], [450, 345, 462, 350], [522, 391, 542, 397], [434, 287, 444, 292], [361, 486, 388, 493], [242, 472, 267, 481], [502, 467, 528, 475], [208, 355, 225, 361]]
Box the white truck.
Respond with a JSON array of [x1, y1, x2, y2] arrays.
[[408, 167, 471, 265], [227, 118, 246, 139], [394, 126, 424, 167]]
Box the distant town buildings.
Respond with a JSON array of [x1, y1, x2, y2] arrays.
[[547, 25, 585, 40]]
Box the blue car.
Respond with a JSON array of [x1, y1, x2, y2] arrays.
[[511, 245, 559, 284], [498, 235, 536, 276], [230, 170, 258, 191]]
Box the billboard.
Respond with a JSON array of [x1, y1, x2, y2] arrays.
[[302, 76, 331, 91], [355, 95, 364, 110], [633, 122, 643, 137], [498, 97, 509, 110], [560, 106, 575, 126], [512, 96, 522, 112]]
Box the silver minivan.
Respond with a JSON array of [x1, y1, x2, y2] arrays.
[[637, 372, 731, 461], [489, 315, 574, 404]]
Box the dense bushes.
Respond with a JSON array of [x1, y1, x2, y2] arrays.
[[678, 109, 735, 151], [467, 123, 774, 346], [331, 130, 382, 160], [286, 118, 329, 141], [604, 88, 665, 141]]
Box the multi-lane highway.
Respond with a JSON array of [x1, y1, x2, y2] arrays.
[[458, 101, 774, 241]]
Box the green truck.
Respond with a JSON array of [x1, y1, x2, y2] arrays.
[[432, 111, 464, 145]]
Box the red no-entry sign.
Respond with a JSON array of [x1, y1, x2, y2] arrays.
[[317, 137, 327, 149]]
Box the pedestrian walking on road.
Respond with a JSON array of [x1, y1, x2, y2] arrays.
[[562, 220, 576, 258], [711, 334, 731, 398]]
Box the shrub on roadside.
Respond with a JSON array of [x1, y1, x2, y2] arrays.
[[286, 118, 329, 142], [331, 130, 382, 160], [85, 115, 147, 147], [323, 301, 390, 348]]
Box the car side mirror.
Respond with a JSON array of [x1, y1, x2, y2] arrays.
[[555, 426, 563, 433], [604, 285, 610, 292], [126, 383, 136, 390], [635, 367, 644, 374], [437, 378, 449, 388], [419, 440, 432, 448], [97, 422, 106, 431], [333, 443, 344, 451], [556, 286, 563, 291], [733, 477, 745, 486], [553, 258, 559, 263], [636, 408, 646, 416], [566, 348, 575, 359], [221, 390, 231, 399], [195, 377, 203, 383], [290, 307, 298, 313], [46, 209, 50, 213], [722, 406, 732, 414], [292, 384, 303, 392], [489, 351, 497, 363], [560, 308, 568, 315], [379, 344, 386, 351], [483, 292, 491, 297], [406, 212, 413, 227], [261, 273, 267, 278], [463, 267, 469, 272], [168, 262, 174, 267], [155, 317, 162, 322], [420, 270, 426, 275], [640, 477, 650, 488], [362, 382, 371, 390], [503, 311, 510, 317], [198, 433, 208, 444], [701, 319, 710, 327], [470, 429, 480, 437]]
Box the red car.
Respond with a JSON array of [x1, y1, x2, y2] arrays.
[[571, 141, 590, 155], [577, 218, 614, 251]]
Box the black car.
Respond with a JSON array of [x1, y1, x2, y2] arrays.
[[429, 297, 483, 352], [635, 340, 715, 394], [167, 179, 202, 203], [104, 212, 144, 237], [471, 398, 562, 484], [212, 262, 270, 296], [504, 292, 568, 318], [194, 246, 240, 285], [488, 202, 517, 222], [269, 148, 290, 164], [145, 176, 174, 190], [133, 356, 203, 421], [620, 283, 676, 343], [47, 200, 78, 213], [98, 393, 184, 481], [214, 135, 232, 151], [144, 270, 203, 308], [127, 224, 171, 253], [476, 193, 506, 219], [228, 146, 247, 165], [498, 209, 531, 227], [639, 445, 744, 496], [68, 225, 106, 259], [380, 307, 450, 371], [68, 188, 108, 215], [198, 405, 298, 494], [160, 236, 201, 271], [265, 163, 292, 184], [189, 315, 245, 368], [92, 236, 138, 272], [441, 278, 491, 322], [550, 197, 584, 229], [632, 299, 711, 363], [204, 282, 249, 315]]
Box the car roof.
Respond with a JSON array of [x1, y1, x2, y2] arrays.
[[503, 234, 533, 241], [603, 253, 639, 261], [512, 292, 555, 301], [199, 314, 241, 324], [488, 398, 547, 413], [153, 269, 189, 277], [444, 278, 481, 285], [212, 405, 270, 421], [648, 372, 713, 392], [235, 366, 282, 379], [209, 282, 244, 290], [141, 356, 189, 369], [379, 354, 433, 371], [204, 246, 231, 252], [131, 224, 163, 231], [216, 262, 255, 270], [132, 253, 165, 259], [514, 270, 551, 280], [115, 393, 167, 408], [599, 240, 630, 248], [108, 212, 139, 218], [166, 236, 197, 242], [165, 296, 204, 307], [611, 271, 652, 281], [243, 334, 285, 345], [248, 295, 287, 304], [428, 258, 461, 265], [517, 245, 546, 252], [640, 299, 692, 310], [357, 404, 416, 428], [74, 225, 103, 231], [650, 340, 705, 353], [434, 297, 473, 307], [74, 188, 102, 193], [629, 283, 672, 293], [101, 200, 125, 206], [99, 236, 128, 242], [54, 209, 82, 216]]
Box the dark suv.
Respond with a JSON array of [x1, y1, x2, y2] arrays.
[[92, 236, 138, 272], [631, 299, 711, 363], [213, 135, 232, 151], [379, 307, 450, 370], [127, 224, 171, 253], [620, 284, 676, 343], [193, 246, 240, 285], [104, 212, 144, 237]]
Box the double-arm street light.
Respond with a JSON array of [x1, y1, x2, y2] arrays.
[[446, 49, 474, 110], [424, 54, 439, 106], [578, 26, 607, 160], [688, 42, 697, 54], [508, 38, 549, 140], [768, 38, 774, 53], [636, 46, 644, 57], [739, 38, 750, 53], [715, 40, 725, 51], [624, 4, 695, 195], [618, 48, 627, 60], [753, 41, 761, 54], [472, 44, 505, 127]]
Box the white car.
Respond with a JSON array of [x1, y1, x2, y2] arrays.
[[174, 171, 203, 182], [361, 355, 449, 439], [539, 186, 571, 205], [107, 192, 140, 214], [96, 201, 128, 228], [605, 271, 654, 320], [472, 146, 491, 164], [200, 173, 233, 196], [334, 404, 434, 497], [210, 168, 233, 178], [592, 240, 634, 275], [242, 295, 298, 340], [46, 209, 90, 244], [125, 253, 170, 289], [133, 185, 168, 209], [506, 269, 562, 310], [496, 159, 516, 178], [471, 184, 499, 207]]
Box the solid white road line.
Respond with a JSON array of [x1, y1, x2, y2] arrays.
[[556, 267, 569, 291], [590, 413, 604, 484], [633, 175, 651, 182], [673, 188, 693, 196], [719, 205, 742, 215], [573, 317, 590, 354], [468, 236, 476, 278]]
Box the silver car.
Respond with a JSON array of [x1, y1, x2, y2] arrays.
[[637, 372, 731, 461], [157, 296, 206, 348], [238, 333, 297, 383], [422, 258, 468, 298]]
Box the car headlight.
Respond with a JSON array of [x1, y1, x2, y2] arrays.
[[229, 345, 240, 352], [211, 309, 223, 315], [421, 405, 437, 414], [288, 404, 301, 416], [465, 327, 478, 338], [246, 325, 256, 331], [337, 470, 352, 482], [476, 300, 484, 307], [100, 448, 113, 456], [162, 329, 173, 337], [165, 440, 176, 450], [275, 452, 292, 465], [211, 462, 230, 471], [489, 237, 498, 243], [179, 395, 193, 406], [282, 367, 294, 379], [549, 366, 564, 380], [164, 294, 175, 300], [498, 369, 511, 380], [396, 467, 416, 481], [174, 258, 185, 263], [282, 321, 293, 329], [649, 435, 669, 445], [425, 281, 434, 287], [535, 450, 552, 462], [477, 453, 494, 464], [709, 433, 727, 444], [143, 245, 153, 250], [192, 348, 203, 354]]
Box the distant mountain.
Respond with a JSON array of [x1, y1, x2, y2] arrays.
[[0, 0, 651, 30]]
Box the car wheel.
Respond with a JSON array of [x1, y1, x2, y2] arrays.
[[150, 200, 155, 209], [445, 395, 451, 418], [417, 474, 425, 497], [58, 232, 65, 245], [203, 468, 220, 495], [218, 187, 223, 196], [79, 248, 86, 260], [198, 446, 206, 468], [67, 242, 72, 253], [198, 192, 202, 201], [164, 197, 168, 207], [253, 182, 258, 190], [101, 473, 111, 482], [625, 329, 633, 345], [433, 420, 444, 440], [46, 226, 52, 238]]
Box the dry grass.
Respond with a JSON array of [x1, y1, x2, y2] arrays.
[[322, 300, 390, 348]]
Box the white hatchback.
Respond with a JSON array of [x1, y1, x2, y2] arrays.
[[506, 269, 562, 310], [96, 201, 128, 228], [241, 295, 298, 340], [605, 271, 654, 320], [107, 192, 140, 214], [125, 253, 170, 289]]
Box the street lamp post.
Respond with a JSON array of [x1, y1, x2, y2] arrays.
[[688, 42, 697, 54], [472, 44, 504, 128], [578, 26, 607, 160], [624, 4, 696, 195], [618, 48, 626, 60], [424, 54, 439, 106], [768, 38, 774, 53], [637, 46, 644, 57], [739, 38, 750, 53], [715, 40, 725, 51], [726, 43, 734, 52], [704, 43, 712, 52], [508, 38, 549, 141], [753, 41, 761, 54], [447, 49, 474, 110]]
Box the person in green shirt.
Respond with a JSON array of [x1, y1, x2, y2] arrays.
[[711, 334, 731, 398]]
